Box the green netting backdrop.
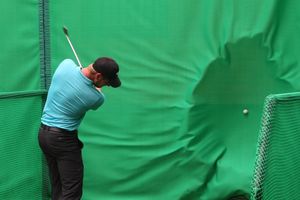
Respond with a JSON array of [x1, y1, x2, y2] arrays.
[[0, 96, 44, 199], [0, 0, 46, 199], [1, 0, 300, 199]]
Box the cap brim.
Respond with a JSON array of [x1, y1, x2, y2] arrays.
[[109, 75, 121, 88]]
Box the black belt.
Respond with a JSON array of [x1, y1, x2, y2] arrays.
[[41, 123, 77, 134]]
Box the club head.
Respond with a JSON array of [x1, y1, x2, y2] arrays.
[[62, 26, 69, 36]]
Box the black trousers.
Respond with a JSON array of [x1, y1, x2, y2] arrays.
[[38, 124, 84, 200]]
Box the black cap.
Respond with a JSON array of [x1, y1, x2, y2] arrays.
[[92, 57, 121, 88]]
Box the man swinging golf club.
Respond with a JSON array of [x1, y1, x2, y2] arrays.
[[38, 26, 121, 200]]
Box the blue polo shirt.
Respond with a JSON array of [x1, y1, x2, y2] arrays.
[[41, 59, 105, 131]]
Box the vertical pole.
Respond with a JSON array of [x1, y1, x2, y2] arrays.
[[39, 0, 51, 199]]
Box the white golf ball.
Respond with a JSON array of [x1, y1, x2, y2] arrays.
[[243, 109, 249, 115]]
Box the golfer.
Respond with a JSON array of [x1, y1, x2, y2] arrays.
[[38, 57, 121, 200]]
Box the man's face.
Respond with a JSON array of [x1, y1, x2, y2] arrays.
[[94, 74, 110, 88]]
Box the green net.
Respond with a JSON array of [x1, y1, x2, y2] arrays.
[[251, 92, 300, 200], [0, 94, 45, 200]]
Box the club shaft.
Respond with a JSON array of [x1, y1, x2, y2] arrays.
[[64, 35, 83, 68]]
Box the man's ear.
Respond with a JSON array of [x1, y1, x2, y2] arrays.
[[95, 73, 102, 80]]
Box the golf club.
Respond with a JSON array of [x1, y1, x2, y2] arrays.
[[62, 26, 83, 68]]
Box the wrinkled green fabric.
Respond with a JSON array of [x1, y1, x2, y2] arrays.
[[50, 1, 299, 199], [1, 0, 300, 199]]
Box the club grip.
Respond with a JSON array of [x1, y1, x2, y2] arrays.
[[62, 26, 69, 36]]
